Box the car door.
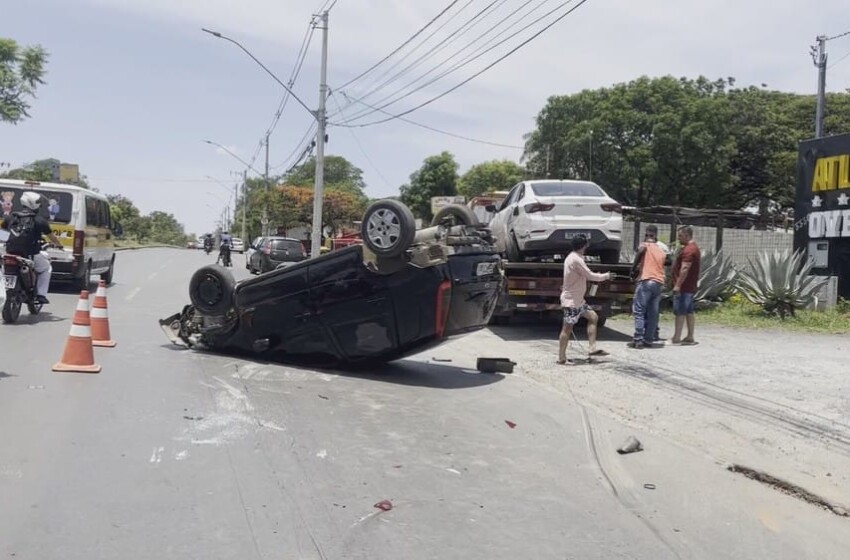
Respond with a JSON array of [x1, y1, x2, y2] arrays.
[[234, 262, 333, 360], [489, 184, 521, 252], [308, 248, 397, 361]]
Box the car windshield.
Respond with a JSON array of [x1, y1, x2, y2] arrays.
[[271, 239, 303, 253], [529, 181, 604, 197]]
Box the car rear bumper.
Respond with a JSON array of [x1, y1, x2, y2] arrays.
[[520, 229, 621, 254]]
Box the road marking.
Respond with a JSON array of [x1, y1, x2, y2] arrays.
[[175, 450, 189, 461], [149, 446, 164, 464], [147, 271, 158, 281], [126, 287, 141, 301], [316, 449, 328, 459]]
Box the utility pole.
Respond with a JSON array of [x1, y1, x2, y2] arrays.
[[588, 129, 593, 181], [812, 35, 828, 138], [242, 169, 248, 243], [263, 132, 270, 236], [310, 9, 329, 259]]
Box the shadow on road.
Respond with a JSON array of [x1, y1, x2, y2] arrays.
[[1, 311, 66, 326], [160, 344, 504, 390], [0, 371, 14, 381], [489, 320, 632, 343]]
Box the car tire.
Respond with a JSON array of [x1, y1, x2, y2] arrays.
[[189, 265, 236, 315], [431, 204, 478, 227], [362, 199, 416, 258], [505, 232, 521, 262], [599, 249, 621, 264], [101, 256, 115, 285]]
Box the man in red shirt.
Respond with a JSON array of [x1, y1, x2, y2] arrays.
[[671, 226, 701, 345]]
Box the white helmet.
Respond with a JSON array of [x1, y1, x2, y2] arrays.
[[20, 191, 43, 211]]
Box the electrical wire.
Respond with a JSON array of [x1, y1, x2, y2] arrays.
[[272, 122, 318, 171], [828, 49, 850, 69], [329, 93, 393, 189], [333, 0, 497, 116], [827, 30, 850, 42], [332, 0, 592, 128], [335, 0, 462, 91], [335, 90, 524, 149], [338, 0, 548, 124]]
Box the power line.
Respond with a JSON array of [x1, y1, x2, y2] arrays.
[[827, 30, 850, 41], [828, 49, 850, 69], [329, 93, 394, 189], [334, 0, 592, 128], [272, 122, 318, 171], [338, 0, 547, 124], [336, 0, 500, 117], [335, 0, 462, 91], [336, 90, 524, 149]]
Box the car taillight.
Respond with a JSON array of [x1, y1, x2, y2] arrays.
[[435, 280, 452, 338], [73, 230, 85, 255], [4, 255, 17, 266], [601, 203, 622, 213], [523, 202, 555, 213]]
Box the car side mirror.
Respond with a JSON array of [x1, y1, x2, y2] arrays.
[[485, 204, 497, 213], [512, 207, 519, 216]]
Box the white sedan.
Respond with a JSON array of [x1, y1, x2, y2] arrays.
[[231, 238, 245, 253], [487, 179, 623, 263]]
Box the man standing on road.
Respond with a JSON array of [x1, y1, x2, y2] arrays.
[[629, 225, 666, 349], [671, 226, 701, 345], [558, 236, 611, 365]]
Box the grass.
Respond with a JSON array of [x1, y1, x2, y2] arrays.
[[694, 299, 850, 334]]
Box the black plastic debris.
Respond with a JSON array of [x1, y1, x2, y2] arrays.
[[477, 357, 516, 374]]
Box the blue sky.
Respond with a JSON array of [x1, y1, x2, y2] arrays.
[[2, 0, 848, 235]]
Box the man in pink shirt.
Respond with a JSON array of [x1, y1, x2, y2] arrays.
[[558, 236, 612, 364]]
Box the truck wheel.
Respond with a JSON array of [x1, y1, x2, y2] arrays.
[[431, 204, 478, 227], [362, 199, 416, 258], [189, 265, 236, 315], [101, 256, 116, 285]]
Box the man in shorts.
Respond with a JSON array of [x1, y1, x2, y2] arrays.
[[558, 235, 612, 365], [671, 226, 701, 345]]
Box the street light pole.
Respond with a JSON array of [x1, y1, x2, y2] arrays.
[[812, 35, 828, 138], [310, 10, 329, 258], [263, 133, 270, 236], [242, 169, 248, 243]]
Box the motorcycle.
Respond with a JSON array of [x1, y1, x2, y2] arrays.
[[204, 240, 213, 255], [2, 243, 51, 323]]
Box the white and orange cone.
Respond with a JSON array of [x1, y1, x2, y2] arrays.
[[53, 291, 101, 374], [91, 280, 116, 348]]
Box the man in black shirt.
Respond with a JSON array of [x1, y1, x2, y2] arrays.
[[1, 191, 64, 304]]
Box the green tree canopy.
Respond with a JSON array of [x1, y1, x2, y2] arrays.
[[0, 38, 48, 124], [285, 155, 367, 196], [399, 151, 459, 220], [522, 75, 850, 215], [458, 159, 526, 198]]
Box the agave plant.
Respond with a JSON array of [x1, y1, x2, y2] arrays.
[[737, 249, 827, 318], [695, 250, 739, 304]]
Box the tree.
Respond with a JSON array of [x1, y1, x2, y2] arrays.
[[0, 38, 48, 124], [458, 160, 525, 198], [107, 194, 141, 239], [0, 158, 92, 189], [146, 211, 189, 245], [399, 151, 459, 221]]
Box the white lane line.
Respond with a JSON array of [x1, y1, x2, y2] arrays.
[[126, 287, 141, 301], [149, 446, 164, 464], [147, 271, 158, 281]]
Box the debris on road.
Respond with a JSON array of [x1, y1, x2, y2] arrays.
[[318, 394, 329, 400], [617, 435, 643, 454], [505, 420, 517, 429], [182, 415, 204, 421], [644, 483, 656, 490], [373, 500, 393, 511], [432, 357, 453, 362], [477, 357, 516, 374]]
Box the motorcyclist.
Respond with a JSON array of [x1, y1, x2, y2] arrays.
[[0, 191, 64, 304], [203, 233, 214, 253], [218, 231, 233, 266]]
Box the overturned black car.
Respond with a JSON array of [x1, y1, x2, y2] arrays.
[[160, 200, 504, 366]]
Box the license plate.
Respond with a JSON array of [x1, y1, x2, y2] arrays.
[[476, 262, 497, 276], [564, 231, 593, 239], [4, 275, 16, 289]]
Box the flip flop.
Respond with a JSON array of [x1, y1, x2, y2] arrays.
[[588, 349, 610, 356], [680, 340, 699, 346]]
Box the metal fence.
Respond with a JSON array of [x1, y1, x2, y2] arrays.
[[621, 222, 793, 270]]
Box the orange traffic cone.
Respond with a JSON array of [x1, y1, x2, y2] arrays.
[[91, 280, 116, 348], [53, 291, 101, 374]]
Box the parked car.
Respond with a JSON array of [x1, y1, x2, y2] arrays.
[[245, 237, 264, 272], [231, 237, 245, 253], [187, 241, 197, 249], [248, 237, 306, 274], [487, 179, 623, 263], [160, 200, 503, 367]]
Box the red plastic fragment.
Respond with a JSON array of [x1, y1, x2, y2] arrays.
[[373, 500, 393, 511], [505, 420, 517, 429]]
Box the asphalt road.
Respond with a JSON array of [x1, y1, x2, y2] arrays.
[[1, 249, 847, 559]]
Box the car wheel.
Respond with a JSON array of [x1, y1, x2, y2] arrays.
[[189, 265, 236, 315], [505, 232, 521, 262], [101, 256, 115, 285], [599, 249, 621, 264], [362, 199, 416, 258], [431, 204, 478, 227]]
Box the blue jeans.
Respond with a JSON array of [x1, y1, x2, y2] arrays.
[[673, 293, 695, 316], [633, 280, 663, 343]]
